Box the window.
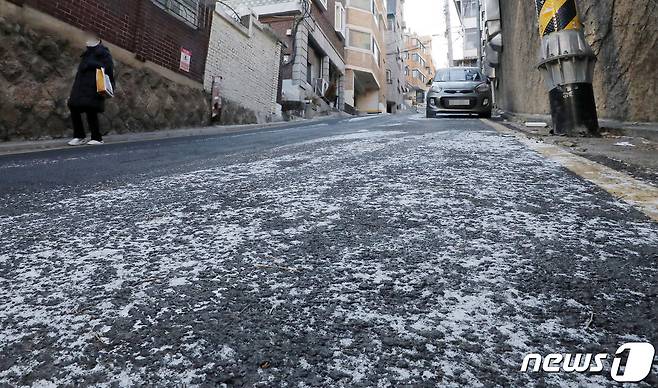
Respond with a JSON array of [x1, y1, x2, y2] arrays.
[[315, 0, 328, 10], [349, 29, 371, 50], [386, 70, 392, 84], [464, 29, 480, 51], [335, 2, 346, 37], [152, 0, 200, 27], [350, 0, 372, 12], [372, 37, 380, 66], [411, 53, 425, 67], [462, 0, 478, 19], [412, 69, 427, 83], [434, 68, 483, 82]]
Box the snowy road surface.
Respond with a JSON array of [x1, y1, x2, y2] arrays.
[[1, 115, 657, 386]]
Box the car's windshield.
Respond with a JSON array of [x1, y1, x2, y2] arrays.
[[434, 68, 482, 82]]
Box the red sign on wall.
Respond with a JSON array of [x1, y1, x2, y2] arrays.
[[179, 48, 192, 72]]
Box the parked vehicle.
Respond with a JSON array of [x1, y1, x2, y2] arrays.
[[426, 67, 492, 118]]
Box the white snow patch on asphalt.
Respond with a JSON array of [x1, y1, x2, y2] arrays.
[[1, 122, 657, 386], [294, 130, 406, 145], [348, 115, 380, 122]]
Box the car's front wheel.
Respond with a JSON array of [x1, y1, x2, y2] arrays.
[[479, 110, 492, 119], [426, 111, 436, 119]]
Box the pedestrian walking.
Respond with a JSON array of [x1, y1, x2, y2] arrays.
[[67, 31, 115, 146], [211, 76, 223, 123]]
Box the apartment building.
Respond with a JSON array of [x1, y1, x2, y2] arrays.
[[344, 0, 388, 114], [453, 0, 481, 66], [384, 0, 407, 113], [404, 33, 435, 105], [224, 0, 347, 115]]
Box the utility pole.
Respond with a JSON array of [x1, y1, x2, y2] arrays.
[[444, 0, 454, 67], [533, 0, 599, 136]]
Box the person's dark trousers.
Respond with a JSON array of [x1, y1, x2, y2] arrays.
[[70, 108, 102, 141]]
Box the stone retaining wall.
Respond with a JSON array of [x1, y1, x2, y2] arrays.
[[496, 0, 658, 123], [0, 17, 210, 141]]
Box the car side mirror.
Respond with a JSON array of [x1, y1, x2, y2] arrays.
[[426, 80, 433, 86]]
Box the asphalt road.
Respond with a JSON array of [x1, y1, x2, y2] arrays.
[[1, 114, 657, 387]]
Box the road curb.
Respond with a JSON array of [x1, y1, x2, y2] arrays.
[[0, 115, 347, 157], [498, 110, 658, 142], [482, 119, 658, 222]]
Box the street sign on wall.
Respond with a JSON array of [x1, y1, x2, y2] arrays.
[[179, 48, 192, 72]]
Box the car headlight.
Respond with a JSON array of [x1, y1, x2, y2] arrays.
[[475, 83, 491, 93], [430, 84, 442, 93]]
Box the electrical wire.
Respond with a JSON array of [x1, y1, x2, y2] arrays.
[[211, 1, 242, 25], [285, 0, 312, 67]]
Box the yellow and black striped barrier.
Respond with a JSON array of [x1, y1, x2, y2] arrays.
[[535, 0, 582, 36], [533, 0, 599, 136]]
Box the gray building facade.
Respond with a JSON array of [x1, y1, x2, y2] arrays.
[[385, 0, 407, 113], [453, 0, 480, 66]]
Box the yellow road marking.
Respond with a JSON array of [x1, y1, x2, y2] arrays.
[[482, 119, 658, 222]]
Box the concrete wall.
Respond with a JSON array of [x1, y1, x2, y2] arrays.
[[355, 87, 380, 112], [204, 10, 282, 123], [497, 0, 658, 122], [345, 0, 387, 113]]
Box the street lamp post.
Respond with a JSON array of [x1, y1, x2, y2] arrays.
[[445, 0, 454, 67]]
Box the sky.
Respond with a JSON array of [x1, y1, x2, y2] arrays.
[[403, 0, 463, 68]]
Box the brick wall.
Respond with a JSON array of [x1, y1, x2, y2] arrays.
[[204, 11, 282, 123], [310, 0, 344, 56], [7, 0, 213, 83]]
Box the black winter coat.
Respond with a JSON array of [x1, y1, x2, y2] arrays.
[[68, 44, 115, 112]]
